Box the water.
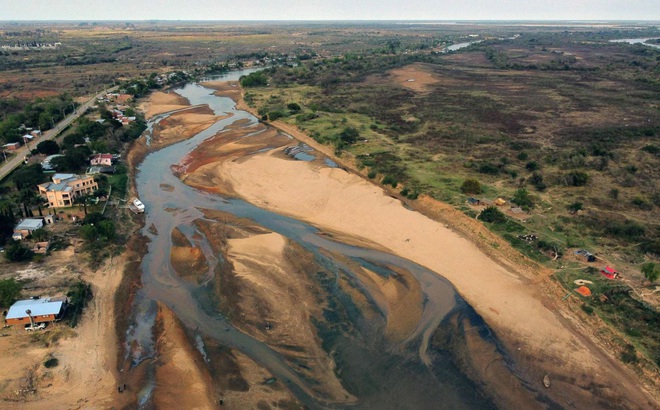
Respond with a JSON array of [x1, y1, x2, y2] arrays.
[[127, 72, 503, 408], [445, 40, 482, 52], [610, 37, 660, 49]]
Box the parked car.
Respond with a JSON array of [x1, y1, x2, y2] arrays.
[[25, 323, 46, 331]]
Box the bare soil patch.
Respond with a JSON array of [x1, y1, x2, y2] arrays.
[[388, 63, 440, 92]]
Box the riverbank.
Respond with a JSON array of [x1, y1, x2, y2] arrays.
[[189, 80, 658, 408]]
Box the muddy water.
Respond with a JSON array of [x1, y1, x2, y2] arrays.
[[127, 74, 501, 408]]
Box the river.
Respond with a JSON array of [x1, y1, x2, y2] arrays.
[[610, 37, 660, 49], [126, 70, 507, 409]]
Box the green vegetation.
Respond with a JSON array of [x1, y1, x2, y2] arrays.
[[0, 278, 22, 307], [43, 357, 59, 368], [641, 263, 659, 283], [460, 178, 482, 195], [240, 71, 269, 87], [5, 240, 34, 262], [66, 281, 92, 328]]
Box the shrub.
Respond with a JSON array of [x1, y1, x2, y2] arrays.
[[525, 161, 540, 171], [339, 127, 359, 145], [478, 163, 499, 175], [641, 262, 659, 283], [367, 170, 377, 179], [287, 102, 301, 112], [239, 71, 268, 87], [43, 357, 59, 368], [512, 188, 534, 209], [620, 344, 638, 364], [567, 202, 583, 213], [5, 241, 34, 262], [0, 278, 22, 307], [517, 152, 529, 160], [529, 172, 546, 191], [382, 175, 398, 187], [480, 206, 507, 224], [460, 178, 482, 194], [564, 171, 589, 187]]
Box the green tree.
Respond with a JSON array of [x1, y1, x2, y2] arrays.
[[0, 278, 22, 307], [512, 188, 534, 209], [12, 164, 46, 190], [460, 178, 482, 194], [31, 228, 49, 242], [5, 241, 34, 262], [339, 127, 359, 145], [479, 206, 507, 224], [35, 140, 60, 155], [641, 263, 659, 283]]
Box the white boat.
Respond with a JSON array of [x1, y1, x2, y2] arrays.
[[131, 198, 145, 213]]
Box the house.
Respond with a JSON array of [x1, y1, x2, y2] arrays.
[[3, 142, 20, 150], [600, 266, 618, 279], [38, 173, 98, 208], [13, 218, 44, 240], [90, 153, 113, 166], [4, 297, 67, 326]]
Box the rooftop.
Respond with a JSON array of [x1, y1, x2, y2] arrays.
[[6, 298, 64, 320], [15, 218, 43, 231]]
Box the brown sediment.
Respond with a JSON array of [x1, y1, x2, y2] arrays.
[[192, 209, 356, 404], [202, 337, 304, 410], [170, 227, 209, 284], [152, 304, 217, 409], [150, 105, 231, 150]]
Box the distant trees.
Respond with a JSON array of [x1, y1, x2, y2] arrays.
[[239, 71, 268, 87]]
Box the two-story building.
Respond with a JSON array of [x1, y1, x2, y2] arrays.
[[38, 173, 98, 208]]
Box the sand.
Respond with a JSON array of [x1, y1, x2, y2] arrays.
[[388, 63, 440, 93], [138, 90, 190, 119], [188, 146, 655, 408], [0, 254, 128, 409]]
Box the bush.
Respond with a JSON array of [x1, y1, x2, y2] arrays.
[[620, 344, 638, 364], [564, 171, 589, 187], [567, 202, 583, 213], [641, 262, 659, 283], [0, 278, 22, 307], [478, 163, 499, 175], [525, 161, 540, 171], [66, 281, 92, 328], [43, 357, 59, 368], [512, 188, 534, 209], [287, 102, 301, 112], [5, 241, 34, 262], [35, 140, 60, 155], [529, 172, 546, 191], [367, 170, 377, 179], [480, 206, 507, 224], [382, 175, 398, 188], [460, 178, 482, 194], [339, 127, 359, 145]]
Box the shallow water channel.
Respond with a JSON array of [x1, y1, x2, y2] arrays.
[[126, 72, 502, 409]]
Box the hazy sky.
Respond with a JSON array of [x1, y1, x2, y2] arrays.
[[1, 0, 658, 21]]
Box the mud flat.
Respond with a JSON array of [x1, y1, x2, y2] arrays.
[[178, 109, 656, 408]]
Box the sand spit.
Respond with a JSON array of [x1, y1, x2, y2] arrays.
[[139, 90, 190, 120], [181, 128, 655, 408], [153, 304, 217, 409]]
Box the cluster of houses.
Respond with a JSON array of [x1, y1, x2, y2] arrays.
[[2, 128, 41, 152], [1, 42, 62, 51], [96, 93, 137, 126]]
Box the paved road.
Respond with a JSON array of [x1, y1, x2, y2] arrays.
[[0, 85, 119, 182]]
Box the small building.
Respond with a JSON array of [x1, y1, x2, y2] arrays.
[[13, 218, 44, 240], [33, 241, 50, 254], [3, 142, 20, 151], [90, 153, 113, 166], [5, 298, 67, 326], [38, 173, 98, 208]]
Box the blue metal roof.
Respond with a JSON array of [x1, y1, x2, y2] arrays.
[[6, 299, 64, 320]]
